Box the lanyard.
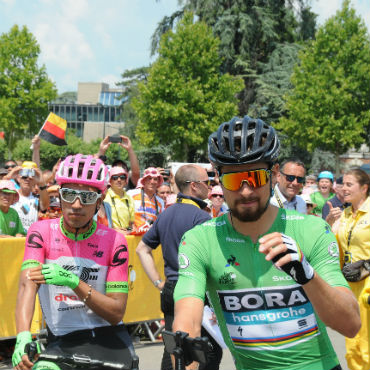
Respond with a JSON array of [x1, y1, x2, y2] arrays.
[[347, 211, 361, 248], [274, 190, 285, 209], [141, 188, 159, 221]]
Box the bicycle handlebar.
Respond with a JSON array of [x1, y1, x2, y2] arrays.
[[38, 352, 135, 369]]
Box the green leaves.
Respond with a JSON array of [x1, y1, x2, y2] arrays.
[[0, 25, 57, 156], [133, 12, 243, 162], [278, 0, 370, 172]]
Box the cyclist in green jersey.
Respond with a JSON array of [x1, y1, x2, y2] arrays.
[[173, 116, 361, 370]]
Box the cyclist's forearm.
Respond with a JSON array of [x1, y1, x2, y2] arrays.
[[74, 281, 127, 325], [303, 273, 360, 337], [15, 271, 38, 333]]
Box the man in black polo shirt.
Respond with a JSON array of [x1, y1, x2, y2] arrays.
[[136, 164, 222, 370]]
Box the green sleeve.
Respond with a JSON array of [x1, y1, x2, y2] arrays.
[[304, 216, 349, 289], [173, 227, 209, 302], [16, 218, 26, 235]]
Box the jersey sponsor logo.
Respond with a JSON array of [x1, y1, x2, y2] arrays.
[[93, 250, 104, 258], [217, 285, 319, 350], [219, 272, 236, 285], [9, 221, 16, 228], [324, 225, 330, 234], [55, 293, 79, 301], [111, 245, 127, 266], [225, 255, 240, 267], [226, 237, 244, 243], [280, 214, 304, 221], [178, 253, 190, 269], [328, 241, 339, 257], [27, 231, 44, 248], [96, 229, 108, 236], [202, 220, 227, 227], [272, 275, 293, 282], [63, 265, 99, 282], [51, 223, 59, 230], [219, 286, 308, 313], [88, 242, 98, 248]]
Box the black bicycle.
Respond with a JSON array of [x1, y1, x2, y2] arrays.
[[26, 341, 139, 370], [162, 330, 212, 370]]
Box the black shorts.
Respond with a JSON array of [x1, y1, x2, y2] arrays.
[[36, 325, 137, 369]]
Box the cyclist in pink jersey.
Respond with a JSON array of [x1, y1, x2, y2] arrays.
[[12, 154, 137, 370]]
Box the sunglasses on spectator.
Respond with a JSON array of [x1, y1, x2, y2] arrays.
[[48, 206, 62, 213], [220, 169, 271, 191], [280, 171, 305, 184], [59, 188, 102, 205], [185, 179, 211, 187], [4, 164, 16, 169], [111, 175, 127, 181], [211, 194, 223, 198]]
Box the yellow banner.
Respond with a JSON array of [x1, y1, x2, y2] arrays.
[[0, 238, 42, 338], [0, 236, 164, 339]]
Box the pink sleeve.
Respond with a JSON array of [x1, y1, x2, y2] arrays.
[[106, 233, 129, 293], [23, 221, 46, 263]]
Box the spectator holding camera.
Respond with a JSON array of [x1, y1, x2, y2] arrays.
[[10, 161, 49, 232], [97, 135, 140, 188], [128, 167, 164, 235]]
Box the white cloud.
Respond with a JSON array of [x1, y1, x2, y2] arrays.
[[99, 73, 121, 88], [35, 21, 94, 71]]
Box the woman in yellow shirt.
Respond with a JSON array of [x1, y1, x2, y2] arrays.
[[336, 168, 370, 370]]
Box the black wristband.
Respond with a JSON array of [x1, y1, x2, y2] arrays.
[[39, 185, 47, 191]]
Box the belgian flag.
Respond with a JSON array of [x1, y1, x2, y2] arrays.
[[39, 113, 67, 146]]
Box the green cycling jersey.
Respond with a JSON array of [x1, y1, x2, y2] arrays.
[[174, 209, 349, 370]]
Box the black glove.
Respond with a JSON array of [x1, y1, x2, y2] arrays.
[[271, 234, 314, 285]]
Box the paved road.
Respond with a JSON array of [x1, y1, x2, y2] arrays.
[[0, 328, 349, 369]]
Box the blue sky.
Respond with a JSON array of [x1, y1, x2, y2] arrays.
[[0, 0, 369, 94]]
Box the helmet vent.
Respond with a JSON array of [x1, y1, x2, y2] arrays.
[[87, 170, 93, 180]]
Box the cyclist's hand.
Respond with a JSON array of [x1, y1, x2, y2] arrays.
[[259, 232, 314, 285], [12, 331, 33, 369], [41, 263, 79, 289]]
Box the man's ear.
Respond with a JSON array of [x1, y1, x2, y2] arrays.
[[271, 163, 280, 186]]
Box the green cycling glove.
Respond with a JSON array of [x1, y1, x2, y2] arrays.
[[41, 263, 79, 289], [12, 331, 33, 367]]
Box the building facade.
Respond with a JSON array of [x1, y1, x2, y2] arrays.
[[49, 82, 126, 142]]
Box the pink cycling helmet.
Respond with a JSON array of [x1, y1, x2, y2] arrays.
[[55, 154, 109, 192]]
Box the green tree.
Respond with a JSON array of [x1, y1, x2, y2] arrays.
[[133, 12, 243, 162], [152, 1, 317, 120], [277, 0, 370, 174], [117, 67, 150, 140], [53, 91, 77, 104], [0, 25, 57, 157]]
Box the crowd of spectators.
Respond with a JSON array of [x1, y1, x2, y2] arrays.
[[0, 138, 363, 239]]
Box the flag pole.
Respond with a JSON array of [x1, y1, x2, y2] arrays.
[[30, 114, 50, 150]]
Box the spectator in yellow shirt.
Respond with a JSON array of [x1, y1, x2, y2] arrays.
[[104, 167, 135, 235]]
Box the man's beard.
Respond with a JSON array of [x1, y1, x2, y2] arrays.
[[229, 197, 270, 222]]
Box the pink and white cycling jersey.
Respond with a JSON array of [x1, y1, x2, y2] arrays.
[[22, 218, 129, 336]]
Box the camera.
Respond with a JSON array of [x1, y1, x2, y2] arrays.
[[20, 169, 35, 178], [108, 136, 122, 143], [163, 169, 171, 177]]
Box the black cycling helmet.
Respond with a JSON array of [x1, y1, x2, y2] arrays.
[[208, 116, 280, 169]]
